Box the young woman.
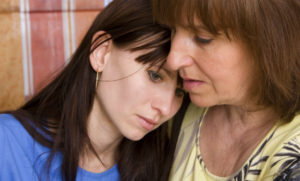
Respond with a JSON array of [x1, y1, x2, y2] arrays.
[[0, 0, 186, 180], [153, 0, 300, 180]]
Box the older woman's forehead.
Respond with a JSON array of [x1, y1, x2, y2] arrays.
[[153, 0, 234, 34], [153, 4, 216, 33]]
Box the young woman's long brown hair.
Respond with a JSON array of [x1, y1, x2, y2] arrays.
[[6, 0, 188, 180]]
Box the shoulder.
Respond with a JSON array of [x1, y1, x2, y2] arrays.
[[181, 103, 206, 129], [260, 114, 300, 180], [0, 113, 22, 127], [270, 134, 300, 180], [171, 104, 206, 167], [176, 104, 206, 149], [0, 114, 36, 179], [0, 113, 38, 149], [0, 113, 46, 158], [0, 113, 25, 143], [169, 104, 207, 180], [0, 113, 31, 142], [177, 103, 207, 146], [0, 113, 54, 180], [276, 113, 300, 138]]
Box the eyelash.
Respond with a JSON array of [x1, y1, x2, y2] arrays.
[[193, 36, 213, 44], [147, 70, 163, 82]]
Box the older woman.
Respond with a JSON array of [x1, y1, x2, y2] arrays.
[[153, 0, 300, 180]]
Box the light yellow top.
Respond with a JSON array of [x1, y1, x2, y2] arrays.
[[170, 103, 300, 181]]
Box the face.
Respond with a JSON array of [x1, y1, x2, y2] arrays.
[[96, 45, 184, 141], [168, 25, 254, 107]]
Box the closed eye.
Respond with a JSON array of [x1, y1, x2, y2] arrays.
[[194, 36, 213, 44]]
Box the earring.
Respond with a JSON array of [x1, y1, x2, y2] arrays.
[[95, 72, 99, 88]]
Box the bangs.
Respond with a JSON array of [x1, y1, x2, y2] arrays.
[[92, 25, 171, 68], [153, 0, 256, 38], [129, 31, 170, 67], [111, 25, 171, 68]]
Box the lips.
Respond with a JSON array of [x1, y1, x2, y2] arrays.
[[182, 78, 205, 91], [138, 115, 158, 131]]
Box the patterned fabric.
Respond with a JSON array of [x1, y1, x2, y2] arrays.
[[170, 104, 300, 181], [274, 160, 300, 180], [0, 0, 111, 111]]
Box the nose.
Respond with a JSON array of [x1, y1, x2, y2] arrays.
[[151, 87, 176, 117], [167, 30, 194, 71]]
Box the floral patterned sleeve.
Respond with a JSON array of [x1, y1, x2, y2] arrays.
[[271, 133, 300, 181], [274, 159, 300, 181]]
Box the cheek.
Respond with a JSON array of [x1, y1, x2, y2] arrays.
[[98, 80, 137, 111], [124, 80, 147, 97], [116, 80, 151, 110]]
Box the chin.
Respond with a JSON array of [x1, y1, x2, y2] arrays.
[[190, 95, 215, 108], [124, 131, 146, 141]]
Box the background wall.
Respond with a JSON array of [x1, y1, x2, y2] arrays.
[[0, 0, 112, 111]]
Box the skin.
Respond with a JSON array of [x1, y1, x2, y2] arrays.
[[80, 32, 183, 173], [167, 25, 278, 176], [168, 26, 254, 108]]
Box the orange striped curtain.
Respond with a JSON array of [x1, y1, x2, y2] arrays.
[[0, 0, 112, 111]]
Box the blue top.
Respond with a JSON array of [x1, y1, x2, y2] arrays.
[[0, 114, 120, 181]]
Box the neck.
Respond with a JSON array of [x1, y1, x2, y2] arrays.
[[199, 104, 279, 176], [209, 104, 279, 129], [80, 96, 123, 173]]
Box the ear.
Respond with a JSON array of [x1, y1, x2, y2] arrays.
[[89, 31, 112, 72]]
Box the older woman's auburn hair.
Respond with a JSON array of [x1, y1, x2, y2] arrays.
[[153, 0, 300, 121]]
